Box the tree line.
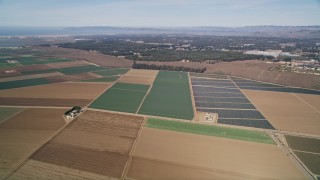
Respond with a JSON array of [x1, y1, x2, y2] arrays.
[[132, 62, 206, 73]]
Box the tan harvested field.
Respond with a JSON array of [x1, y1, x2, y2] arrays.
[[242, 90, 320, 135], [0, 72, 64, 82], [8, 160, 116, 180], [47, 60, 90, 68], [294, 93, 320, 112], [127, 157, 249, 180], [0, 82, 111, 99], [118, 76, 155, 85], [45, 72, 101, 83], [29, 110, 144, 179], [130, 128, 306, 180], [0, 108, 66, 179], [0, 97, 92, 107], [118, 69, 158, 85], [124, 69, 158, 77], [35, 46, 133, 68], [0, 71, 22, 78]]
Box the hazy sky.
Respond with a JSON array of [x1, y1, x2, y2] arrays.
[[0, 0, 320, 27]]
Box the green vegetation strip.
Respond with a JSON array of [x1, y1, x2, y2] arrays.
[[58, 65, 105, 75], [18, 57, 73, 65], [89, 83, 149, 113], [139, 71, 194, 120], [286, 135, 320, 154], [81, 76, 120, 82], [93, 68, 129, 76], [21, 69, 58, 75], [146, 118, 275, 144], [0, 78, 50, 90], [294, 151, 320, 175], [0, 107, 24, 123]]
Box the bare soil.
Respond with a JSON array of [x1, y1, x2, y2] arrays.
[[0, 108, 67, 179], [0, 108, 66, 131], [127, 156, 251, 180], [34, 46, 133, 68], [118, 76, 155, 85], [30, 110, 144, 179], [294, 93, 320, 112], [0, 97, 92, 107], [8, 160, 117, 180], [131, 128, 306, 179], [242, 90, 320, 136], [0, 82, 110, 99], [125, 69, 158, 77]]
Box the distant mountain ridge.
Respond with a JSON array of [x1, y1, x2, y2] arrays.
[[1, 26, 320, 38]]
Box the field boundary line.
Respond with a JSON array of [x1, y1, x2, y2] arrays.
[[0, 107, 27, 125], [121, 117, 146, 180], [112, 87, 148, 93], [136, 84, 152, 114], [291, 93, 320, 114], [0, 105, 71, 109], [188, 72, 197, 121], [293, 150, 320, 155]]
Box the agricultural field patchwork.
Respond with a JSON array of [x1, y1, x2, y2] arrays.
[[139, 71, 194, 120], [90, 82, 149, 113], [57, 65, 105, 75], [81, 76, 120, 82], [9, 111, 144, 179]]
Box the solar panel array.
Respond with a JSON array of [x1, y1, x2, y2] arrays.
[[190, 73, 274, 129]]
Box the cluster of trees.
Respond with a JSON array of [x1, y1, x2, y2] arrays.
[[132, 62, 206, 73]]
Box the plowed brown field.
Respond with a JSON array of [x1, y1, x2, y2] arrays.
[[242, 90, 320, 135], [129, 128, 306, 180], [8, 160, 115, 180], [0, 108, 67, 179], [0, 82, 110, 99], [27, 111, 144, 179]]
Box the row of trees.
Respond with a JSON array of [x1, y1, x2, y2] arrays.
[[132, 62, 206, 73]]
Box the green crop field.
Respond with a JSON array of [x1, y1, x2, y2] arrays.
[[286, 135, 320, 154], [89, 83, 150, 113], [93, 68, 129, 76], [146, 118, 275, 144], [58, 65, 105, 75], [82, 76, 120, 82], [0, 78, 50, 90], [139, 71, 194, 120], [0, 107, 24, 123], [17, 57, 73, 65], [21, 69, 58, 75], [294, 151, 320, 175]]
